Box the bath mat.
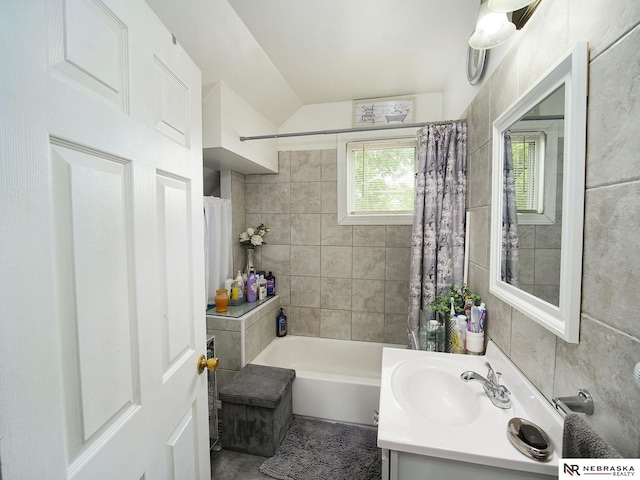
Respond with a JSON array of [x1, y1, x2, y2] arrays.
[[259, 416, 381, 480]]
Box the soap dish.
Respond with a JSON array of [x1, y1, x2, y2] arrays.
[[507, 417, 553, 462]]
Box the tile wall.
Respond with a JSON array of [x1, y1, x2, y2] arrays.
[[207, 297, 280, 389], [518, 138, 564, 306], [465, 0, 640, 456], [231, 150, 410, 345]]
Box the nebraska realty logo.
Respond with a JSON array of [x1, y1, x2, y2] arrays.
[[560, 459, 639, 478]]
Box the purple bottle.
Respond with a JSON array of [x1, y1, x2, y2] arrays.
[[246, 267, 258, 302]]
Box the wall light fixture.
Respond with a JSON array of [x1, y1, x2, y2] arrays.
[[469, 2, 515, 50]]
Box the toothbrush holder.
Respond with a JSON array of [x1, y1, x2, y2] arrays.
[[466, 330, 484, 355]]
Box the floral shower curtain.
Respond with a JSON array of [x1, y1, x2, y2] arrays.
[[501, 131, 520, 286], [407, 121, 467, 349]]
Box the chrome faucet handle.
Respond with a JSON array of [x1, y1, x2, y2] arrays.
[[485, 362, 497, 385], [495, 372, 510, 394]]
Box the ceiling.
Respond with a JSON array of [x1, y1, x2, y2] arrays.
[[145, 0, 480, 126]]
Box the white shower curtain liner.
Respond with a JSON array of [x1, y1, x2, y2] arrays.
[[203, 197, 233, 306]]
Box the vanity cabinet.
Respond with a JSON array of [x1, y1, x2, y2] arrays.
[[383, 449, 555, 480]]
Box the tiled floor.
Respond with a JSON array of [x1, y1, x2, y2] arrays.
[[210, 448, 272, 480]]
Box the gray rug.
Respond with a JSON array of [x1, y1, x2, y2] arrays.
[[259, 416, 381, 480]]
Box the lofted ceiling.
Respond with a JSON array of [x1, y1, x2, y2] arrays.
[[145, 0, 480, 126]]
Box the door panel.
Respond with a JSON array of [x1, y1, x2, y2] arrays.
[[51, 139, 140, 456], [157, 173, 195, 375], [154, 56, 190, 146], [48, 0, 130, 110], [167, 404, 200, 480], [0, 0, 207, 478]]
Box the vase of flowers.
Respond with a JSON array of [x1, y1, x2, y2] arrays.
[[238, 223, 270, 274]]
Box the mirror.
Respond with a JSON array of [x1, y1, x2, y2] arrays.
[[490, 43, 588, 343]]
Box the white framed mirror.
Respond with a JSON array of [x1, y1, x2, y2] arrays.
[[489, 42, 588, 343]]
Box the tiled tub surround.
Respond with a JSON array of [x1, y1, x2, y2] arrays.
[[231, 150, 411, 346], [464, 0, 640, 457], [206, 296, 280, 390]]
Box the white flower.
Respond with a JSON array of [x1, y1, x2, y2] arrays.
[[250, 235, 263, 246], [239, 223, 270, 247]]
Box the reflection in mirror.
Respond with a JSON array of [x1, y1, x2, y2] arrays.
[[502, 85, 565, 307], [490, 42, 588, 343]]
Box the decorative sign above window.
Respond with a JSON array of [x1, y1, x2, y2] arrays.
[[353, 96, 415, 127]]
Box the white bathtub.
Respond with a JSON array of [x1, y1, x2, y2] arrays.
[[251, 335, 404, 425]]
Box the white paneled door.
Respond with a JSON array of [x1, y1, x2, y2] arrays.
[[0, 1, 208, 479]]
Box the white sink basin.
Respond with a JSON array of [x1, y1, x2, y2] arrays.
[[391, 359, 481, 426], [377, 341, 564, 477]]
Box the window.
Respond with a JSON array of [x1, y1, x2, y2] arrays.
[[338, 135, 417, 225], [511, 131, 546, 213], [510, 126, 558, 225]]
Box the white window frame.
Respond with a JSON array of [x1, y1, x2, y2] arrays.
[[512, 121, 560, 225], [337, 131, 417, 225]]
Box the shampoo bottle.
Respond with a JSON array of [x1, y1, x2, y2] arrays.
[[258, 274, 267, 300], [276, 308, 287, 337], [266, 271, 276, 296]]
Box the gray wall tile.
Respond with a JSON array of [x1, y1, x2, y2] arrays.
[[291, 181, 322, 213], [586, 25, 640, 188], [290, 245, 321, 276], [352, 246, 385, 279], [555, 316, 640, 457], [321, 246, 353, 278], [352, 312, 384, 342], [291, 150, 322, 182], [320, 309, 351, 339], [582, 181, 640, 338]]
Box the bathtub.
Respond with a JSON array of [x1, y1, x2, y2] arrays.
[[251, 335, 404, 425]]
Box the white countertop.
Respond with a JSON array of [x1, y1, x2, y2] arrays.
[[377, 341, 564, 476]]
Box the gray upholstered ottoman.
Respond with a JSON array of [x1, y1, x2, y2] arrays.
[[219, 364, 295, 457]]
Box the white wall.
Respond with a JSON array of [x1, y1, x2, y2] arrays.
[[276, 93, 444, 151]]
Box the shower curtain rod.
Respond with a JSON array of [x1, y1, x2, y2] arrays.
[[239, 119, 462, 141]]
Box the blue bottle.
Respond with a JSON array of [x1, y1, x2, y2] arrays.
[[276, 308, 287, 337], [266, 271, 276, 296]]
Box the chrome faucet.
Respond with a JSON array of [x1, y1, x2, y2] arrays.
[[460, 362, 512, 409]]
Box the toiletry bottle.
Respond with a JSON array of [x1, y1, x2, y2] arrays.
[[478, 302, 487, 333], [234, 271, 244, 300], [464, 295, 474, 318], [266, 271, 276, 296], [457, 315, 467, 354], [224, 277, 234, 298], [452, 321, 462, 354], [447, 296, 457, 353], [246, 267, 257, 302], [276, 308, 287, 337], [258, 274, 267, 300]]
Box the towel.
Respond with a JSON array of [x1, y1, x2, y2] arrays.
[[562, 413, 622, 458]]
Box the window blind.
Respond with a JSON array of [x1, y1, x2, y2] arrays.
[[511, 133, 542, 213], [348, 140, 416, 214]]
